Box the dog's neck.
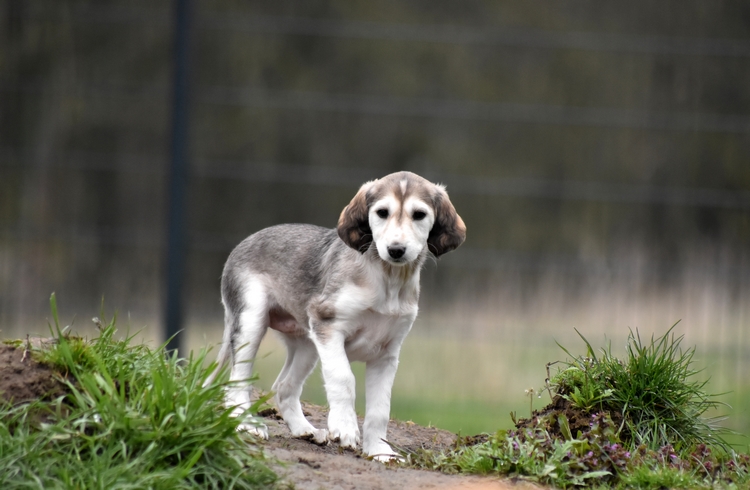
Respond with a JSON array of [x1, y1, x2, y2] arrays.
[[356, 247, 423, 315], [379, 255, 424, 284], [358, 244, 426, 283]]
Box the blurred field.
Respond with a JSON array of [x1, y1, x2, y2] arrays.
[[185, 292, 750, 451], [5, 286, 748, 452], [7, 266, 748, 452]]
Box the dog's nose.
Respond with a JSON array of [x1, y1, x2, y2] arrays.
[[387, 246, 406, 259]]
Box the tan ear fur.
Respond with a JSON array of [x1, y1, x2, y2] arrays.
[[337, 182, 374, 253], [427, 188, 466, 257]]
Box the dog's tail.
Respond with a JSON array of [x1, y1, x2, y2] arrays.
[[203, 317, 233, 387]]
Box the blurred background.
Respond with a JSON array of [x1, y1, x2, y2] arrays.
[[2, 1, 749, 444]]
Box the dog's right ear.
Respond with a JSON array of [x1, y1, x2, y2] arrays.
[[337, 181, 375, 253]]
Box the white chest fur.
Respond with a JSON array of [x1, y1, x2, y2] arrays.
[[332, 265, 420, 362], [343, 309, 417, 362]]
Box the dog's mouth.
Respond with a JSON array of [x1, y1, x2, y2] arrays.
[[384, 256, 409, 266]]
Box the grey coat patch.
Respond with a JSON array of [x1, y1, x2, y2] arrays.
[[222, 224, 383, 340]]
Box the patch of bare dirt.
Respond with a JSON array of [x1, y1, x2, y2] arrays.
[[514, 395, 624, 441], [0, 342, 67, 405], [259, 402, 537, 490]]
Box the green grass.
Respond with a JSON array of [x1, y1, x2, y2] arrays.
[[393, 324, 750, 489], [553, 324, 727, 450], [402, 427, 750, 489], [0, 294, 278, 490], [390, 397, 510, 435]]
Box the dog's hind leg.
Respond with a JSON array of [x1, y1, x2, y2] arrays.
[[224, 276, 269, 438], [272, 336, 327, 444]]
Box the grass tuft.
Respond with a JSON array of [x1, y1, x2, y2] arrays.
[[0, 294, 278, 489], [553, 323, 727, 450]]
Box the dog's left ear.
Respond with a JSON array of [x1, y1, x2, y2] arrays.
[[427, 187, 466, 257], [337, 181, 374, 253]]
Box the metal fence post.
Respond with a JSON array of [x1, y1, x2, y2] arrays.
[[165, 0, 191, 355]]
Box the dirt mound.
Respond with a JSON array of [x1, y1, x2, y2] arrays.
[[259, 403, 457, 456], [514, 395, 624, 440], [259, 402, 530, 490], [0, 343, 68, 405]]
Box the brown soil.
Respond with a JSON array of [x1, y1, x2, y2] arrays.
[[0, 342, 538, 490], [0, 342, 68, 405], [255, 400, 539, 489], [514, 395, 624, 441]]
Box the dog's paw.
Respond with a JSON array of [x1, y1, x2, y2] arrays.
[[371, 452, 405, 463], [364, 441, 402, 462], [296, 428, 329, 445], [327, 419, 361, 449], [285, 414, 329, 445], [327, 409, 360, 448], [237, 420, 269, 440], [329, 430, 360, 449]]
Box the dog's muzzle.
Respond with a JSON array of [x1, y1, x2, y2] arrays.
[[387, 245, 406, 260]]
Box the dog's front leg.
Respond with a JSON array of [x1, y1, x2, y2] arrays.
[[363, 353, 401, 460], [312, 329, 360, 449]]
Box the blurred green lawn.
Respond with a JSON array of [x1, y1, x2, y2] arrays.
[[244, 333, 749, 450]]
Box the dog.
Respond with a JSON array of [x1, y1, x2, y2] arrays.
[[208, 171, 466, 460]]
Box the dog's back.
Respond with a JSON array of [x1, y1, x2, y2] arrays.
[[223, 224, 336, 306]]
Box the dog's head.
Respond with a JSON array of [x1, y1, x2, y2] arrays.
[[337, 171, 466, 265]]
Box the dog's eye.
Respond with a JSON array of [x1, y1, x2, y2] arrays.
[[412, 211, 426, 221], [376, 209, 389, 219]]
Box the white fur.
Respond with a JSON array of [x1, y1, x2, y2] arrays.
[[369, 194, 435, 265]]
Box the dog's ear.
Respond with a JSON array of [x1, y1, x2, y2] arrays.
[[337, 181, 374, 253], [427, 187, 466, 257]]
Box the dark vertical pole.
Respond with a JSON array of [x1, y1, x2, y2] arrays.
[[165, 0, 191, 354]]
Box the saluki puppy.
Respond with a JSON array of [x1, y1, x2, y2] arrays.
[[208, 171, 466, 460]]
